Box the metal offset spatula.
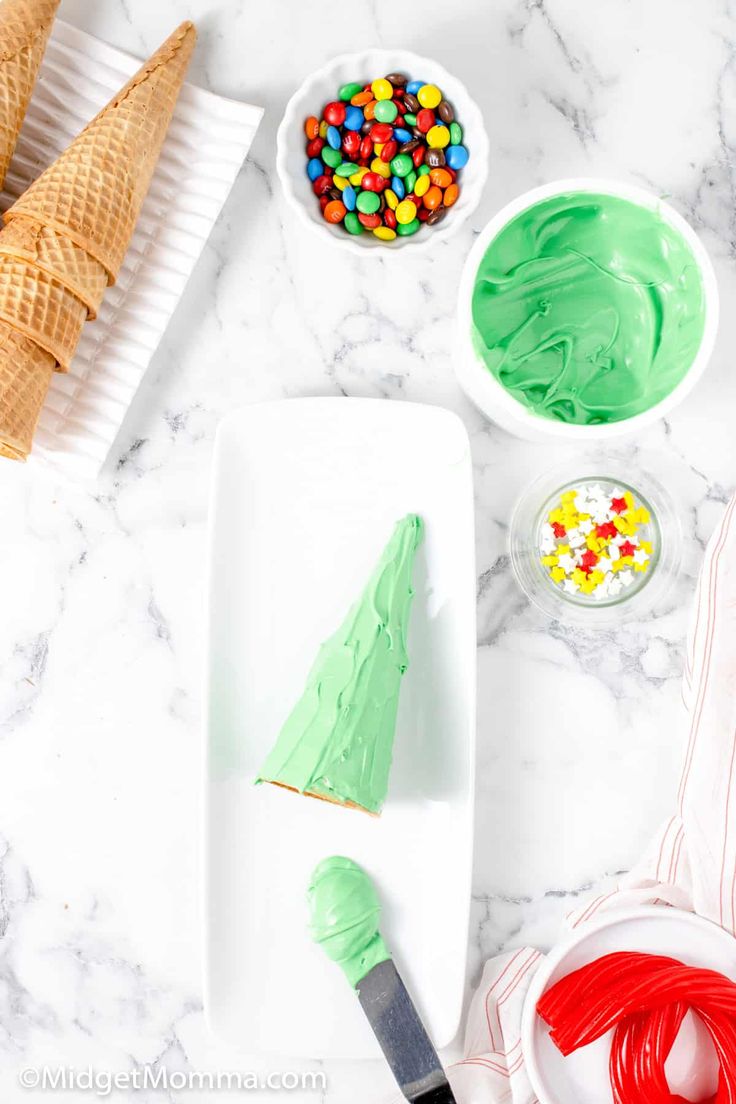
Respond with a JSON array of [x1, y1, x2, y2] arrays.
[[307, 856, 457, 1104], [357, 957, 457, 1103]]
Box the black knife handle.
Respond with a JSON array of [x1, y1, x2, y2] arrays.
[[414, 1086, 457, 1104]]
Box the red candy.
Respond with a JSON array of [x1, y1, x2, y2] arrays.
[[312, 175, 333, 196], [552, 522, 566, 538], [359, 135, 373, 161], [369, 122, 394, 144], [611, 497, 628, 514], [580, 549, 599, 570], [357, 212, 381, 229], [619, 540, 637, 558], [361, 172, 385, 192], [380, 139, 398, 163], [306, 137, 324, 158], [384, 208, 397, 230], [412, 145, 425, 167], [342, 131, 361, 157], [416, 108, 435, 133], [323, 101, 346, 126], [595, 522, 618, 540]]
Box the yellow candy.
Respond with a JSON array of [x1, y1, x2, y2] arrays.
[[349, 168, 368, 185], [557, 544, 570, 556], [549, 508, 565, 524], [371, 78, 393, 101], [373, 226, 396, 240], [385, 188, 399, 210], [332, 174, 347, 191], [551, 566, 566, 583], [561, 491, 577, 503], [634, 560, 649, 573], [395, 199, 418, 225], [373, 142, 384, 155], [586, 534, 602, 552], [371, 157, 391, 178], [580, 579, 596, 594], [572, 568, 588, 587], [541, 555, 559, 567], [417, 83, 442, 109], [319, 119, 329, 138], [624, 491, 635, 509], [414, 174, 430, 198], [589, 571, 605, 587], [641, 540, 653, 554], [427, 124, 450, 149]]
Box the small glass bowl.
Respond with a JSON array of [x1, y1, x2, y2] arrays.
[[509, 462, 682, 625]]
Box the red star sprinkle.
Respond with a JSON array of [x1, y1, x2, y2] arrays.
[[581, 549, 599, 570], [552, 522, 567, 538], [611, 497, 628, 514], [619, 540, 636, 558], [596, 521, 618, 540]]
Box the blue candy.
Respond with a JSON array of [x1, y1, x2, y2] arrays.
[[391, 176, 405, 200], [406, 79, 425, 95], [344, 105, 364, 131], [326, 125, 342, 150], [446, 143, 469, 170], [343, 185, 357, 211], [306, 157, 323, 181], [393, 126, 412, 143]]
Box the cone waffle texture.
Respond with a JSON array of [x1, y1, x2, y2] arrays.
[[0, 318, 54, 459], [5, 21, 197, 281], [0, 256, 86, 368], [0, 216, 107, 317], [0, 0, 59, 188]]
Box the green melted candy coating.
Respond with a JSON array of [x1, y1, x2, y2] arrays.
[[471, 192, 706, 425], [256, 514, 423, 814], [307, 856, 390, 989]]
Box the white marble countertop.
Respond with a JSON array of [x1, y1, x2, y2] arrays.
[[0, 0, 734, 1100]]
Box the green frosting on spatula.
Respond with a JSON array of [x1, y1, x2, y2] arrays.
[[307, 856, 390, 989]]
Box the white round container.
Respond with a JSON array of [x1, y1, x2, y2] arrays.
[[276, 49, 489, 255], [455, 179, 719, 441]]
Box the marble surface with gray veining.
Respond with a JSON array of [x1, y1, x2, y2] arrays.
[[1, 0, 735, 1099]]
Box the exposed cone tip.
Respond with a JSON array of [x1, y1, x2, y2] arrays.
[[0, 0, 60, 60]]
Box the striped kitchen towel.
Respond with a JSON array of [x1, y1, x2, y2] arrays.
[[446, 490, 736, 1103]]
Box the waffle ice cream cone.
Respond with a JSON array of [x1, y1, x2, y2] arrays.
[[0, 217, 107, 317], [5, 20, 197, 280], [0, 21, 196, 461], [0, 318, 54, 459], [0, 0, 59, 189]]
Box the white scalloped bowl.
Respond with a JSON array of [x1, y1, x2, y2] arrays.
[[276, 49, 489, 255]]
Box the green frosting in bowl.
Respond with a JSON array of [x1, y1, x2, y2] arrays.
[[307, 856, 390, 989], [470, 191, 707, 425]]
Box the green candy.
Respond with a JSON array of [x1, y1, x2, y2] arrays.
[[339, 81, 364, 101], [389, 153, 413, 177], [405, 170, 417, 193], [356, 190, 380, 214], [396, 218, 420, 236], [449, 121, 463, 145], [403, 112, 417, 126], [335, 162, 358, 177], [374, 100, 398, 124], [321, 146, 342, 169], [344, 211, 364, 235], [418, 163, 430, 176]]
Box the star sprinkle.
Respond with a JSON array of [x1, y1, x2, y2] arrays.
[[538, 480, 656, 602]]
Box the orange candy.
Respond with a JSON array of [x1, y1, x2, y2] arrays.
[[305, 115, 319, 140], [429, 167, 452, 189], [363, 99, 377, 120], [323, 200, 347, 224], [423, 185, 442, 210], [351, 89, 373, 106], [444, 183, 459, 207]]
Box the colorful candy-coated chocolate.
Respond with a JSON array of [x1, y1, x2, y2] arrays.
[[356, 190, 380, 214], [445, 144, 469, 169], [344, 211, 363, 234], [417, 83, 441, 109], [339, 81, 364, 102], [374, 99, 398, 123], [303, 72, 468, 242], [324, 101, 346, 126], [324, 199, 346, 223], [344, 105, 365, 131]]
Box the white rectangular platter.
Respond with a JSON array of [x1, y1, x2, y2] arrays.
[[205, 397, 476, 1060], [3, 21, 262, 478]]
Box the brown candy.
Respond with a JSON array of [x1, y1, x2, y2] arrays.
[[438, 100, 454, 123], [385, 72, 408, 86], [426, 206, 446, 226], [399, 138, 420, 154], [403, 92, 420, 113], [426, 147, 446, 168]]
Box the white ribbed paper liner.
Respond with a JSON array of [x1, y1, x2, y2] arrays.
[[0, 21, 263, 479]]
